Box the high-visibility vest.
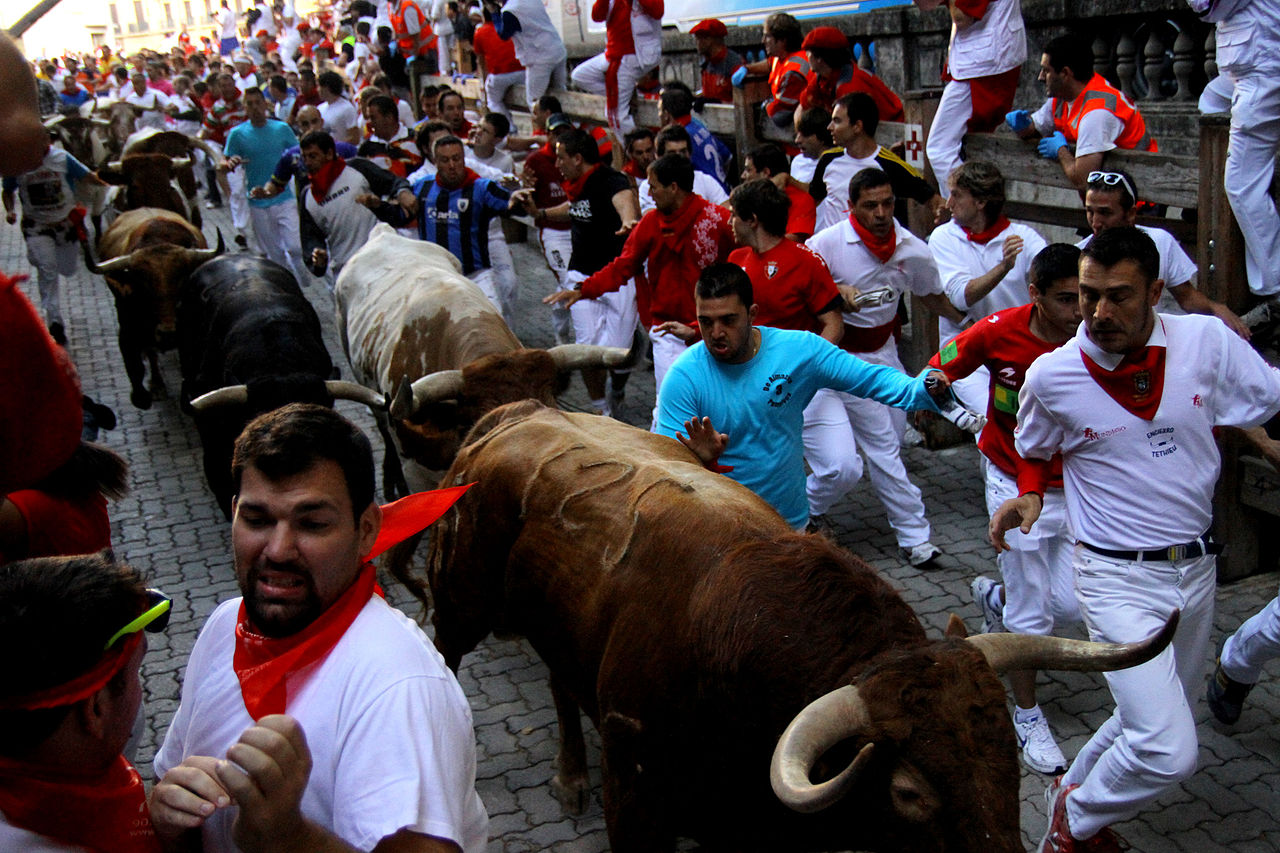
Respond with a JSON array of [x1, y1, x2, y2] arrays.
[[766, 51, 810, 118], [1052, 73, 1157, 152], [389, 0, 437, 59]]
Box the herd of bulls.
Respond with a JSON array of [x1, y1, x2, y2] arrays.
[[73, 149, 1177, 848]]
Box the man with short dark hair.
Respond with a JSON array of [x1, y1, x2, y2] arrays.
[[436, 88, 470, 137], [735, 12, 808, 130], [929, 242, 1084, 776], [689, 18, 742, 104], [638, 123, 727, 212], [811, 92, 942, 231], [797, 26, 903, 122], [658, 80, 730, 191], [1007, 34, 1157, 191], [740, 142, 815, 241], [359, 92, 423, 178], [0, 552, 168, 850], [621, 127, 655, 180], [467, 112, 513, 173], [547, 152, 736, 423], [151, 404, 488, 853], [791, 106, 833, 184], [317, 69, 360, 144], [482, 0, 567, 113], [991, 227, 1280, 853], [655, 263, 955, 531], [1076, 168, 1246, 337]]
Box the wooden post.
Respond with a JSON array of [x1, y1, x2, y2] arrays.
[[1196, 114, 1248, 309]]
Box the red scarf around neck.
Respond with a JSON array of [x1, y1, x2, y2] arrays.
[[561, 163, 601, 202], [849, 214, 897, 264], [232, 484, 472, 719], [309, 157, 347, 201], [1080, 344, 1167, 420], [657, 194, 704, 248], [0, 754, 160, 853], [962, 215, 1011, 244], [437, 168, 482, 190]]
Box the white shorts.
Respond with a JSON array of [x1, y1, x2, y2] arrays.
[[567, 270, 638, 350]]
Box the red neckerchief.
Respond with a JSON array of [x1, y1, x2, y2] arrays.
[[437, 167, 482, 190], [849, 214, 897, 264], [622, 159, 645, 179], [1081, 343, 1166, 420], [309, 156, 347, 201], [561, 163, 601, 202], [232, 484, 472, 718], [0, 754, 160, 853], [962, 215, 1011, 244], [657, 193, 704, 249]]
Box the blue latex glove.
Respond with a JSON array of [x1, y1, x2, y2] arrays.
[[1004, 109, 1032, 133], [1037, 131, 1069, 159], [731, 65, 748, 88]]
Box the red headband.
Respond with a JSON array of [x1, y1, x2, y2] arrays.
[[0, 633, 142, 712]]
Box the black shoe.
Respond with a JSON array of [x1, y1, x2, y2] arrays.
[[1207, 658, 1254, 724], [82, 395, 117, 431], [48, 322, 66, 345], [234, 234, 249, 250]]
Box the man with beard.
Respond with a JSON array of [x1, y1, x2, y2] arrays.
[[150, 404, 488, 853]]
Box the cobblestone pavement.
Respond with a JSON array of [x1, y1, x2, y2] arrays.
[[4, 199, 1279, 853]]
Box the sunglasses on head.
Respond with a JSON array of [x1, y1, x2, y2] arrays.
[[1086, 171, 1136, 204], [104, 588, 172, 650]]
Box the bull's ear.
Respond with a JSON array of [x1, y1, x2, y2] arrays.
[[103, 275, 133, 297], [944, 613, 968, 639]]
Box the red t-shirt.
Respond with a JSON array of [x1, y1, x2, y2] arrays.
[[783, 182, 817, 239], [928, 302, 1065, 487], [729, 239, 838, 334], [521, 144, 570, 231], [472, 22, 523, 74], [1, 490, 110, 563]]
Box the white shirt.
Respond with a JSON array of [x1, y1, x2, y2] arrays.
[[304, 164, 381, 273], [790, 152, 819, 185], [813, 149, 880, 232], [253, 1, 277, 35], [929, 219, 1047, 342], [169, 92, 203, 136], [637, 169, 727, 214], [499, 0, 567, 65], [468, 145, 515, 175], [1076, 224, 1198, 315], [232, 69, 260, 91], [155, 596, 489, 853], [807, 218, 944, 329], [319, 96, 360, 140], [1213, 0, 1280, 73], [1016, 313, 1280, 549], [1031, 98, 1124, 157], [217, 5, 238, 38], [123, 87, 172, 130], [946, 0, 1026, 80]]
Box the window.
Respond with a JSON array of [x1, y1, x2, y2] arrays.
[[164, 3, 174, 26], [184, 0, 193, 24], [110, 3, 120, 26], [133, 0, 146, 26]]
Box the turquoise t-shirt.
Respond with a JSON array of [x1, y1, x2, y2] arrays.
[[656, 326, 938, 529], [224, 118, 299, 209]]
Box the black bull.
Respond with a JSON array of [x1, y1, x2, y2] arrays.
[[422, 401, 1178, 853]]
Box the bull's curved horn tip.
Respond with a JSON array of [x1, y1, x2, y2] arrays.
[[390, 376, 415, 419]]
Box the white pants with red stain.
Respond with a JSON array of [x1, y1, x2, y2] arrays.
[[571, 53, 649, 135], [1220, 589, 1280, 684], [1060, 545, 1214, 840], [981, 460, 1080, 635]]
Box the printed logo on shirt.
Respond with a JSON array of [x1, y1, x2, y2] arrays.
[[766, 261, 779, 278], [993, 385, 1018, 415], [1192, 394, 1203, 408], [457, 198, 470, 213], [940, 340, 958, 365], [1147, 426, 1178, 458], [1082, 425, 1127, 442], [763, 373, 794, 408]]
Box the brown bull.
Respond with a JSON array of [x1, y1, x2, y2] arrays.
[[98, 152, 197, 226], [423, 401, 1177, 853], [85, 208, 222, 408], [120, 128, 222, 227]]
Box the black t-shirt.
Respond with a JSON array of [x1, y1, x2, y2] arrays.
[[568, 166, 632, 275]]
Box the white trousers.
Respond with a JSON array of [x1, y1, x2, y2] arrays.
[[228, 168, 250, 231], [568, 272, 638, 351], [1061, 546, 1215, 839], [1220, 589, 1280, 684], [488, 218, 517, 322], [927, 79, 973, 200], [485, 69, 527, 118], [1225, 68, 1280, 296], [1199, 73, 1234, 115], [525, 60, 567, 110], [648, 325, 690, 430], [470, 267, 507, 321], [23, 231, 78, 327], [982, 461, 1080, 635], [248, 201, 306, 285], [802, 387, 865, 516], [571, 53, 648, 134], [539, 227, 574, 343]]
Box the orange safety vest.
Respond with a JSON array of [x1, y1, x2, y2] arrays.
[[767, 50, 810, 118], [389, 0, 437, 59], [1052, 73, 1157, 153]]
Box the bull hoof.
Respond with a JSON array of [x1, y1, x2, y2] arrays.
[[550, 773, 591, 816], [131, 388, 153, 409]]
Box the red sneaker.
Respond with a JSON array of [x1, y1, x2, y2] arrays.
[[1040, 780, 1129, 852]]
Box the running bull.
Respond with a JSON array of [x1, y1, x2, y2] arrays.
[[335, 224, 640, 493], [423, 401, 1178, 853], [84, 208, 223, 408], [180, 254, 386, 516]]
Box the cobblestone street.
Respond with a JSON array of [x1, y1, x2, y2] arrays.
[[4, 200, 1279, 852]]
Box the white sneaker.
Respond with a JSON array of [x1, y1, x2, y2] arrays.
[[970, 575, 1006, 634], [1014, 710, 1067, 775], [900, 542, 942, 567]]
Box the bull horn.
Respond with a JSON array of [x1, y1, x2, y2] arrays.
[[170, 156, 192, 169], [325, 380, 387, 410], [91, 118, 111, 128], [182, 231, 226, 265], [88, 253, 135, 274], [106, 160, 122, 170], [391, 371, 465, 419], [190, 385, 249, 412], [44, 115, 65, 128], [770, 685, 875, 814], [82, 242, 106, 274], [547, 325, 646, 372], [966, 610, 1180, 676]]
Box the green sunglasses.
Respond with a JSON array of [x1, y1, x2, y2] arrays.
[[104, 589, 172, 650]]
